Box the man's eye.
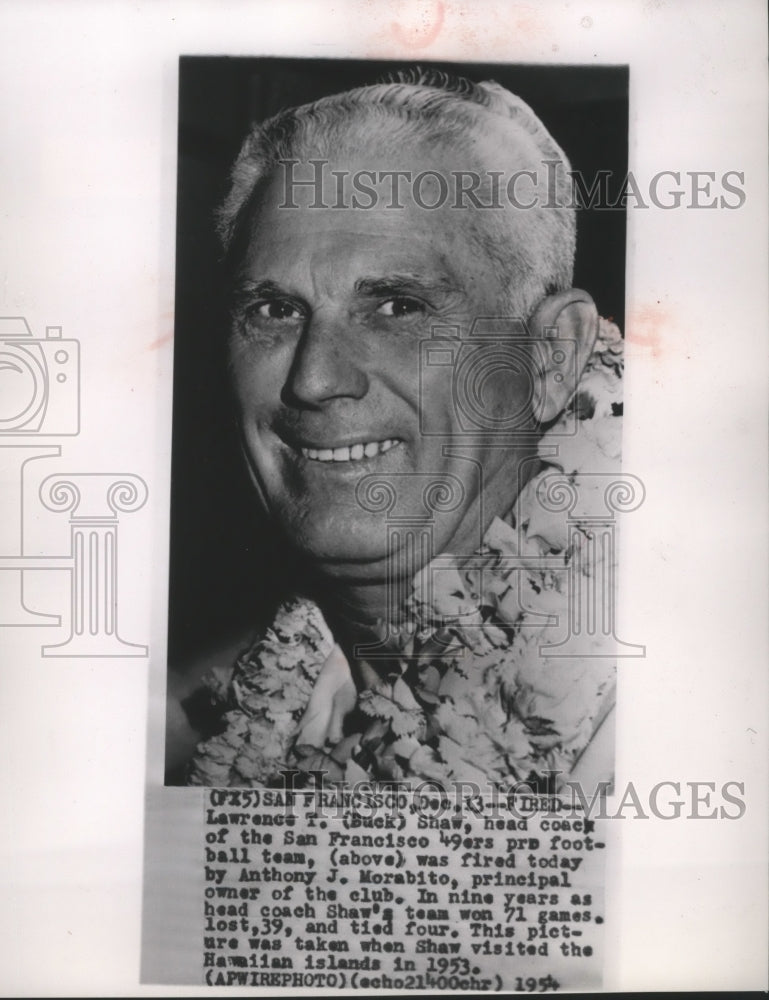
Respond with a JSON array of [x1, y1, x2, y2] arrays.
[[377, 296, 425, 318], [247, 300, 304, 322]]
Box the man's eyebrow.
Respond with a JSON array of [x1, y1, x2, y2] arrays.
[[229, 274, 456, 304], [354, 274, 455, 299], [229, 279, 290, 302]]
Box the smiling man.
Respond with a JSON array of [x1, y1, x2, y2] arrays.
[[179, 70, 624, 792]]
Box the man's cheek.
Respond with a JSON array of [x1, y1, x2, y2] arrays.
[[235, 376, 281, 431], [415, 373, 457, 436], [231, 348, 286, 399]]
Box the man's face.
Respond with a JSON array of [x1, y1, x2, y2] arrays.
[[228, 151, 540, 582]]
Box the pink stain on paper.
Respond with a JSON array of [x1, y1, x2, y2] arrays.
[[625, 303, 669, 361], [389, 0, 445, 50], [147, 330, 174, 351], [363, 2, 550, 66]]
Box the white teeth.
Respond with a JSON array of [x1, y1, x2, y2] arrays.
[[300, 439, 401, 462]]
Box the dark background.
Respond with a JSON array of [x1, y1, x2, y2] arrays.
[[167, 56, 628, 675]]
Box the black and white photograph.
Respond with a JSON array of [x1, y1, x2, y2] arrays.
[[164, 57, 629, 795]]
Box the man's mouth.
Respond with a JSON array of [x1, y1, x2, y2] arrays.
[[298, 438, 402, 463]]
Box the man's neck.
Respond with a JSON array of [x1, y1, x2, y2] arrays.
[[308, 573, 402, 640]]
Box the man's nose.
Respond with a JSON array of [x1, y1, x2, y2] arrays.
[[283, 312, 369, 406]]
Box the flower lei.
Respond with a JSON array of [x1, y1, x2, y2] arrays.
[[188, 318, 624, 790]]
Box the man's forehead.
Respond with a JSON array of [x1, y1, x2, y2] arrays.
[[237, 219, 463, 294], [255, 154, 460, 212], [241, 171, 467, 267]]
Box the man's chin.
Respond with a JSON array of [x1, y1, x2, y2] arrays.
[[295, 545, 394, 583], [278, 506, 466, 582], [283, 520, 392, 577]]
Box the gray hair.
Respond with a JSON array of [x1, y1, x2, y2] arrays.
[[217, 69, 576, 318]]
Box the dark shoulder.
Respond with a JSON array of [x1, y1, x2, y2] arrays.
[[164, 625, 258, 784]]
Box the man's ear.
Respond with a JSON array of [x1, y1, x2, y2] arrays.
[[528, 288, 599, 424]]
